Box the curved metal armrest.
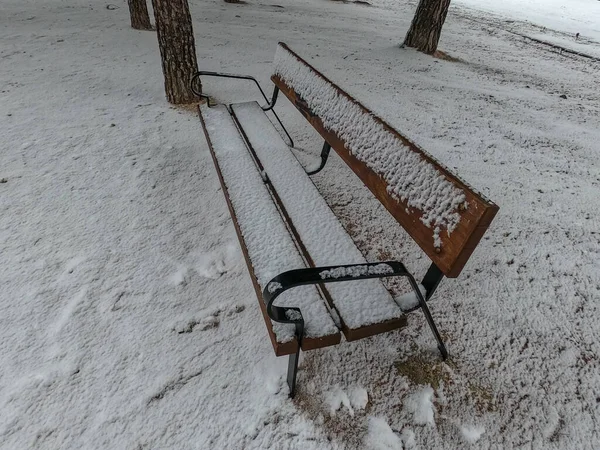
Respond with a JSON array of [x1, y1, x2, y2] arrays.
[[191, 70, 292, 146], [190, 71, 278, 111], [262, 261, 410, 326], [262, 261, 448, 359]]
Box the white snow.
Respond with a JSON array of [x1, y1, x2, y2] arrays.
[[2, 0, 600, 448], [231, 101, 404, 329], [401, 428, 416, 448], [365, 416, 403, 450], [267, 281, 283, 293], [455, 0, 600, 42], [324, 385, 368, 415], [274, 44, 468, 245], [325, 385, 355, 416], [200, 104, 338, 342], [542, 406, 561, 440], [329, 307, 342, 328], [193, 251, 227, 279], [404, 387, 436, 426], [460, 424, 485, 443], [349, 386, 369, 410], [170, 305, 245, 334], [168, 267, 189, 286], [396, 283, 427, 311], [319, 263, 393, 280]]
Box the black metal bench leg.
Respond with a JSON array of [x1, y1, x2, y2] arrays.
[[280, 317, 304, 398], [406, 274, 448, 360], [421, 262, 444, 301], [420, 300, 449, 360], [287, 318, 304, 398], [287, 348, 300, 398]]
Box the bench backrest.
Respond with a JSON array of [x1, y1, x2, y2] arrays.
[[271, 43, 498, 278]]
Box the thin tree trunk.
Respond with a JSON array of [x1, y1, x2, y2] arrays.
[[151, 0, 200, 104], [403, 0, 451, 54], [128, 0, 152, 30]]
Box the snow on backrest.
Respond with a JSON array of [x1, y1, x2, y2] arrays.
[[272, 43, 499, 277], [273, 44, 466, 249]]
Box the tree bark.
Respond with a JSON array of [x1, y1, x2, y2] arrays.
[[151, 0, 200, 104], [128, 0, 152, 30], [403, 0, 451, 54]]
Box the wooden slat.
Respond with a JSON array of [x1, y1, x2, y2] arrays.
[[344, 316, 408, 342], [272, 43, 499, 278], [198, 104, 341, 356], [231, 101, 407, 343]]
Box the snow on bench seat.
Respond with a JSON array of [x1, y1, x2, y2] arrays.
[[231, 102, 406, 341], [199, 104, 340, 355]]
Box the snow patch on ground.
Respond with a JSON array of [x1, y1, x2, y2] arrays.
[[396, 283, 426, 310], [455, 0, 600, 42], [49, 287, 87, 337], [325, 385, 355, 416], [349, 386, 369, 410], [190, 247, 232, 279], [404, 387, 436, 426], [364, 416, 403, 450], [401, 428, 416, 448], [460, 424, 485, 443], [168, 266, 189, 286], [168, 243, 239, 283]]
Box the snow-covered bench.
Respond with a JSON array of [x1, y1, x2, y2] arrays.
[[193, 43, 499, 397]]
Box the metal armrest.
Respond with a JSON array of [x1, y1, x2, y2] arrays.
[[262, 262, 447, 397], [191, 70, 293, 147], [262, 261, 448, 360], [190, 71, 278, 110]]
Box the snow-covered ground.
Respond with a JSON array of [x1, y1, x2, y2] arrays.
[[455, 0, 600, 42], [1, 0, 600, 449]]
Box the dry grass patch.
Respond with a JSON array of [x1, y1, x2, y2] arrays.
[[395, 353, 453, 390]]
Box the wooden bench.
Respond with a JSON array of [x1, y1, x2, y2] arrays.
[[192, 43, 499, 397]]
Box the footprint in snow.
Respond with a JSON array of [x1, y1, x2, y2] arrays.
[[324, 385, 369, 416], [167, 257, 225, 285], [167, 243, 240, 286], [172, 304, 245, 334], [195, 253, 228, 279]]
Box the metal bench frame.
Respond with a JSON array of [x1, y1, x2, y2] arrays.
[[263, 261, 446, 397], [192, 58, 492, 397], [192, 71, 332, 176]]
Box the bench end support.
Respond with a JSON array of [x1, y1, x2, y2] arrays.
[[306, 141, 332, 176], [406, 270, 448, 360], [421, 262, 444, 301], [287, 321, 303, 398]]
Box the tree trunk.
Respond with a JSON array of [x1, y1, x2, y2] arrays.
[[403, 0, 451, 54], [128, 0, 152, 30], [151, 0, 200, 104]]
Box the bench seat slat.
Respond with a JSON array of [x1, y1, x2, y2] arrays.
[[199, 104, 340, 355], [231, 102, 406, 341]]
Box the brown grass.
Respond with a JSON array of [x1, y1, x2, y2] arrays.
[[395, 353, 453, 390]]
